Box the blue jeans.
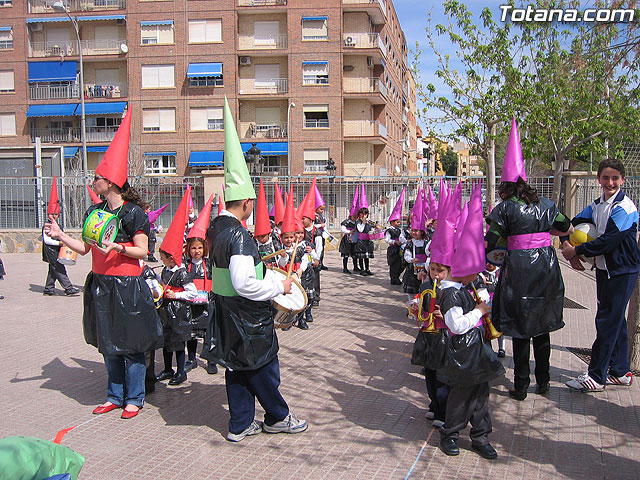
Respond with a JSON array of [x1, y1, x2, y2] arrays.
[[103, 353, 146, 407]]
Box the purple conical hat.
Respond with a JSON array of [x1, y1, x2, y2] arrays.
[[501, 117, 527, 183], [429, 185, 438, 220], [451, 181, 463, 228], [451, 183, 485, 277], [349, 185, 360, 217], [429, 181, 456, 266], [269, 203, 276, 217], [410, 185, 425, 232], [455, 200, 469, 243], [439, 177, 448, 210], [388, 187, 405, 223], [359, 183, 369, 209], [314, 184, 326, 209], [422, 185, 431, 220]]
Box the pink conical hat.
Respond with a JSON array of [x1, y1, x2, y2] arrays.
[[501, 117, 527, 183], [430, 181, 457, 266], [451, 183, 485, 277], [428, 185, 437, 220], [451, 181, 463, 228], [455, 201, 469, 243], [388, 187, 405, 222], [314, 183, 326, 209], [349, 185, 360, 217], [410, 185, 424, 232], [422, 185, 431, 220], [359, 183, 369, 209], [439, 177, 448, 210]]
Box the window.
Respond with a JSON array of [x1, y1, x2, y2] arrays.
[[254, 21, 279, 46], [189, 76, 222, 87], [0, 1, 12, 7], [254, 64, 280, 88], [86, 116, 122, 128], [190, 107, 223, 131], [0, 113, 15, 135], [144, 152, 177, 175], [303, 148, 329, 173], [141, 22, 174, 45], [302, 17, 328, 40], [141, 64, 175, 88], [0, 28, 13, 50], [302, 62, 328, 85], [0, 70, 14, 92], [188, 19, 221, 43], [303, 104, 329, 128], [143, 108, 175, 132]]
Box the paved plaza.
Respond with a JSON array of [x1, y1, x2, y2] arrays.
[[1, 250, 639, 479]]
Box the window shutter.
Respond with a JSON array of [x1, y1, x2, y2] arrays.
[[0, 70, 14, 91], [159, 108, 175, 131], [141, 65, 158, 88], [157, 24, 173, 44], [158, 65, 175, 87], [143, 109, 159, 129], [205, 20, 221, 42], [302, 104, 328, 113], [0, 113, 16, 135], [189, 20, 205, 43], [190, 108, 207, 131], [303, 149, 329, 162]]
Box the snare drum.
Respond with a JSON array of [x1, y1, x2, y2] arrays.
[[57, 245, 77, 266], [144, 277, 164, 310], [486, 246, 507, 266], [267, 266, 308, 329], [82, 209, 119, 247]]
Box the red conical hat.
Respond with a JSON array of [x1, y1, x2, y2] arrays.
[[187, 193, 214, 240], [86, 185, 102, 205], [273, 181, 285, 224], [254, 179, 271, 237], [281, 186, 296, 234], [217, 192, 225, 215], [95, 107, 131, 188], [160, 184, 190, 267], [299, 178, 317, 220], [47, 176, 60, 214]]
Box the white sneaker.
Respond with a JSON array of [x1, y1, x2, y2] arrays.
[[226, 420, 263, 442], [263, 413, 308, 434], [566, 373, 605, 392], [606, 372, 633, 386]]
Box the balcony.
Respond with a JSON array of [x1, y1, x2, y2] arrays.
[[343, 77, 387, 102], [84, 82, 127, 98], [238, 78, 288, 95], [29, 39, 127, 58], [342, 0, 386, 25], [343, 120, 387, 144], [343, 32, 386, 57], [30, 126, 118, 143], [29, 0, 126, 13], [238, 0, 286, 6], [240, 122, 288, 139], [262, 165, 288, 175], [30, 83, 80, 100], [238, 34, 288, 50]]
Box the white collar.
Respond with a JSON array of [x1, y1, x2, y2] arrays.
[[440, 279, 463, 289]]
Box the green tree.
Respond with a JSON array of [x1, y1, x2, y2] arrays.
[[438, 146, 459, 176]]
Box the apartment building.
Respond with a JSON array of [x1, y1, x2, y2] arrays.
[[452, 141, 482, 177], [0, 0, 415, 178]]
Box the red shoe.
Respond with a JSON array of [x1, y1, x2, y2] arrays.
[[121, 406, 140, 419], [92, 403, 121, 414]]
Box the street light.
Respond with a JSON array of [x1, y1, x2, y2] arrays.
[[325, 157, 336, 227], [52, 0, 87, 177], [244, 143, 264, 176], [286, 101, 295, 187]]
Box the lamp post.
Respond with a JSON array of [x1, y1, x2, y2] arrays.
[[325, 157, 336, 227], [52, 1, 87, 177], [244, 143, 264, 176], [286, 101, 295, 187]]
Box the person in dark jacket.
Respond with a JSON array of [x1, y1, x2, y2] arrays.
[[563, 159, 640, 392]]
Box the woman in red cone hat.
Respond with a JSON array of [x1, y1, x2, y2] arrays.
[[45, 108, 162, 419]]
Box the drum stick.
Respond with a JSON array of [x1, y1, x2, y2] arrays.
[[261, 249, 286, 262], [286, 239, 300, 280]]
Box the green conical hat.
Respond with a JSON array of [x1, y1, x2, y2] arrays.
[[223, 96, 256, 202]]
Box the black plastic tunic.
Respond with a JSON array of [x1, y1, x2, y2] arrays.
[[487, 197, 565, 339], [158, 267, 193, 351]]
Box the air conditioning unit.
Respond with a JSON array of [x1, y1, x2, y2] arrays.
[[239, 56, 251, 65], [367, 57, 374, 68], [31, 23, 43, 32], [116, 19, 125, 25], [344, 36, 355, 46]]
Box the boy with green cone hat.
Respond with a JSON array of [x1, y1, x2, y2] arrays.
[[205, 97, 308, 442]]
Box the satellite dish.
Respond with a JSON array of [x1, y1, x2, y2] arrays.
[[395, 165, 400, 174], [120, 43, 128, 53]]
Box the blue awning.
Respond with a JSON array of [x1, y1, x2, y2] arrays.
[[78, 102, 127, 116], [186, 63, 223, 78], [189, 151, 223, 167], [302, 16, 327, 21], [140, 20, 173, 26], [79, 15, 125, 21], [64, 146, 78, 158], [0, 27, 12, 31], [302, 61, 328, 65], [241, 142, 288, 156], [87, 146, 108, 153], [144, 152, 176, 157], [27, 15, 125, 23], [26, 17, 68, 23], [26, 103, 78, 117], [28, 61, 77, 83]]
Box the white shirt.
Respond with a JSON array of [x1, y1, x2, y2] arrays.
[[385, 229, 406, 246], [440, 279, 483, 335], [592, 191, 618, 270], [43, 229, 60, 246]]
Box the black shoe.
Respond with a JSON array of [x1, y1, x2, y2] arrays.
[[342, 269, 352, 274], [43, 290, 56, 296], [207, 362, 218, 374], [359, 270, 368, 276], [147, 256, 158, 262], [168, 372, 187, 385], [156, 369, 174, 382], [353, 266, 361, 272], [65, 287, 80, 296], [365, 270, 374, 276], [311, 300, 319, 307], [306, 314, 313, 323], [321, 265, 329, 271], [390, 280, 402, 285], [497, 349, 506, 358], [184, 360, 194, 372], [472, 443, 498, 459], [535, 383, 549, 395], [440, 438, 459, 456], [297, 318, 309, 330], [508, 389, 527, 401], [0, 294, 4, 300]]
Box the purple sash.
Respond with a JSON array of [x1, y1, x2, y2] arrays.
[[360, 232, 385, 240], [507, 232, 551, 250]]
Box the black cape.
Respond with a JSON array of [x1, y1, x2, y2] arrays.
[[158, 266, 193, 350]]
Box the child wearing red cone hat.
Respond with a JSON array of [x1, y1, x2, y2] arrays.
[[42, 176, 79, 296], [254, 180, 283, 267], [156, 186, 198, 387], [299, 178, 323, 306], [44, 108, 163, 419]]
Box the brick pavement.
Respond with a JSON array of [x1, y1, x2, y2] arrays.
[[1, 251, 639, 479]]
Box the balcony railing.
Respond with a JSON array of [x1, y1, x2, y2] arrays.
[[30, 83, 80, 100], [344, 120, 386, 137], [30, 39, 127, 57], [31, 126, 118, 143], [238, 34, 288, 50], [238, 0, 286, 5], [238, 78, 288, 94], [304, 119, 329, 128], [262, 165, 289, 175], [28, 0, 126, 13], [343, 76, 386, 97], [84, 82, 127, 98], [240, 122, 288, 139]]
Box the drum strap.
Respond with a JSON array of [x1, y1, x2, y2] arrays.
[[212, 262, 264, 297]]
